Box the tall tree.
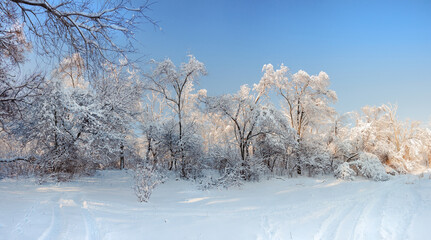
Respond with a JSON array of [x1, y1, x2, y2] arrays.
[[145, 55, 206, 178]]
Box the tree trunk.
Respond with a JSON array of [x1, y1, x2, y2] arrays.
[[296, 139, 302, 175], [177, 102, 187, 178], [54, 110, 58, 149], [240, 142, 245, 161], [120, 143, 124, 169]]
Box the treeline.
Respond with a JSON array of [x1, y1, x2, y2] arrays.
[[2, 54, 431, 188]]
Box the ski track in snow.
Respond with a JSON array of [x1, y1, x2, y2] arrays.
[[2, 171, 431, 240]]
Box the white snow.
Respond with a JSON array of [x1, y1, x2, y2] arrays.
[[1, 170, 431, 240]]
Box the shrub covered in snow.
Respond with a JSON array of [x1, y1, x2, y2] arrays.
[[215, 165, 244, 188], [201, 148, 267, 189], [335, 152, 389, 181], [353, 152, 389, 181], [334, 162, 356, 180], [134, 165, 164, 202]]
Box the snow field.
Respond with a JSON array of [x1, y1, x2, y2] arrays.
[[1, 171, 431, 240]]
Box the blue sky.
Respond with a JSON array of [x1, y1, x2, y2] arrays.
[[136, 0, 431, 122]]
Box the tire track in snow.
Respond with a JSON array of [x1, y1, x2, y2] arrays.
[[37, 206, 60, 240], [352, 189, 390, 240], [317, 178, 403, 240], [81, 201, 100, 240], [404, 185, 422, 240], [335, 179, 402, 240], [331, 199, 368, 240], [54, 195, 96, 240], [37, 195, 70, 240], [313, 202, 356, 240], [37, 193, 99, 240], [380, 179, 422, 240]]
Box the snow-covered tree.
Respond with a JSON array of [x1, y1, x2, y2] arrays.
[[416, 127, 431, 168], [204, 73, 297, 180], [261, 64, 337, 138], [93, 60, 143, 169], [140, 92, 170, 169], [252, 106, 297, 175], [256, 64, 338, 175], [11, 55, 143, 180], [1, 0, 153, 131], [144, 55, 206, 178], [330, 103, 431, 175], [205, 84, 265, 163], [16, 77, 98, 180]]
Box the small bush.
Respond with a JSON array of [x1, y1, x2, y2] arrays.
[[134, 165, 163, 202]]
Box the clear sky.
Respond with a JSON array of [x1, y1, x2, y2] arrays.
[[136, 0, 431, 122]]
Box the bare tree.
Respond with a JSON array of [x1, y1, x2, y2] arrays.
[[0, 2, 30, 65], [0, 1, 42, 130], [0, 72, 44, 131], [7, 0, 156, 73]]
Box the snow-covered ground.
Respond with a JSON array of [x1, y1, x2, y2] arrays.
[[1, 171, 431, 240]]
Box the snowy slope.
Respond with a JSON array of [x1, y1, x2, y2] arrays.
[[1, 170, 431, 240]]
